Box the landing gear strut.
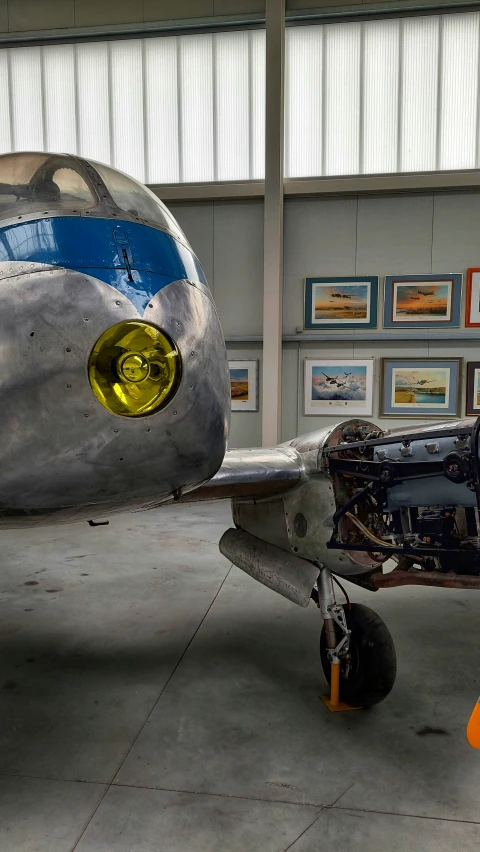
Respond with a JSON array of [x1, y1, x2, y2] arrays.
[[316, 567, 397, 709]]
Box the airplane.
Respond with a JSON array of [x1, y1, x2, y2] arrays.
[[407, 374, 434, 387], [320, 371, 353, 388], [418, 288, 436, 296], [1, 151, 480, 737]]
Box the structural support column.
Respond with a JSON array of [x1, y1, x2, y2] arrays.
[[262, 0, 285, 446]]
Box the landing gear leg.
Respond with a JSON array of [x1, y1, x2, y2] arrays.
[[318, 567, 361, 712], [317, 567, 397, 710]]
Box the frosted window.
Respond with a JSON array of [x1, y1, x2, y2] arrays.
[[0, 52, 10, 154], [145, 37, 179, 184], [180, 35, 214, 182], [286, 11, 480, 178], [216, 31, 249, 181], [250, 29, 266, 180], [76, 42, 111, 164], [440, 14, 479, 170], [285, 25, 323, 178], [401, 16, 439, 172], [110, 41, 145, 182], [43, 45, 77, 155], [324, 24, 361, 176], [0, 30, 265, 184], [9, 47, 43, 151], [363, 20, 399, 174]]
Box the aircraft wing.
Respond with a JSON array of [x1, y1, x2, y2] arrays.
[[181, 446, 303, 502]]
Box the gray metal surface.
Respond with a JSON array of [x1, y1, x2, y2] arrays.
[[374, 421, 477, 509], [219, 527, 319, 607], [0, 261, 229, 526], [185, 446, 303, 502], [229, 419, 383, 577]]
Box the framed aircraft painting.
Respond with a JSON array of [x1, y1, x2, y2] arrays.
[[228, 360, 259, 411], [304, 358, 374, 416], [465, 362, 480, 416], [465, 268, 480, 327], [383, 273, 462, 328], [381, 358, 462, 417], [304, 276, 378, 330]]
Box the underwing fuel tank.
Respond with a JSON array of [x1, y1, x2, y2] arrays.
[[0, 152, 230, 526]]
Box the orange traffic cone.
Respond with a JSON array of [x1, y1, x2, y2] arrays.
[[467, 698, 480, 749]]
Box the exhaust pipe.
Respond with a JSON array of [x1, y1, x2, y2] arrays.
[[219, 528, 319, 607]]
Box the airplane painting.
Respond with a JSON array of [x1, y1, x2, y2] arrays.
[[1, 152, 480, 737]]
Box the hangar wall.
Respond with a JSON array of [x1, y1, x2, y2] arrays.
[[170, 191, 480, 448], [0, 1, 456, 38]]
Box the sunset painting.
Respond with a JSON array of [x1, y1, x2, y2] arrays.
[[305, 277, 378, 329], [391, 368, 449, 408], [392, 281, 452, 322], [229, 368, 249, 401], [312, 283, 370, 323], [228, 360, 258, 411]]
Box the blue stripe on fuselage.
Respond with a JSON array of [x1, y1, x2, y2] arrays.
[[0, 216, 207, 312]]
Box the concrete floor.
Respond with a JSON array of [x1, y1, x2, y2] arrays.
[[0, 501, 479, 851]]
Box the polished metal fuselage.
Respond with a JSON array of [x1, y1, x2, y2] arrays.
[[0, 262, 229, 527]]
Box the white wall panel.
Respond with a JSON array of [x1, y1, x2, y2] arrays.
[[324, 23, 361, 176], [0, 29, 265, 182], [286, 11, 480, 180], [0, 50, 11, 153], [363, 20, 399, 174], [250, 28, 266, 180], [440, 14, 479, 170], [285, 24, 323, 178], [76, 42, 111, 164], [216, 31, 250, 181], [9, 47, 43, 151], [145, 37, 180, 184], [400, 17, 440, 173], [43, 45, 77, 155], [110, 40, 145, 181], [180, 34, 214, 182]]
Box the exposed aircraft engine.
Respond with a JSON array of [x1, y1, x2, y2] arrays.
[[322, 417, 480, 586], [214, 417, 480, 606]]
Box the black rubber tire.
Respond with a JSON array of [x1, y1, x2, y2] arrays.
[[320, 603, 397, 707]]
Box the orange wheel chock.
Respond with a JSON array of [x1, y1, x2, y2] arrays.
[[321, 660, 362, 713], [467, 698, 480, 749]]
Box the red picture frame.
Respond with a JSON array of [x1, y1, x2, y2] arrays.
[[465, 268, 480, 327]]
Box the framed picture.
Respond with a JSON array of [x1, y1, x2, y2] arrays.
[[304, 359, 374, 416], [465, 268, 480, 327], [465, 362, 480, 416], [383, 274, 462, 328], [304, 277, 378, 329], [228, 360, 258, 411], [381, 358, 462, 418]]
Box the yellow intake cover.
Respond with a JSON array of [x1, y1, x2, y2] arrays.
[[88, 320, 181, 417]]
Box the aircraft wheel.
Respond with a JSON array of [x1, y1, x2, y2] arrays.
[[320, 603, 397, 707]]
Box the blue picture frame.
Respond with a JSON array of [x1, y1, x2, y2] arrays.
[[383, 273, 462, 328], [304, 276, 378, 330], [381, 358, 462, 417]]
